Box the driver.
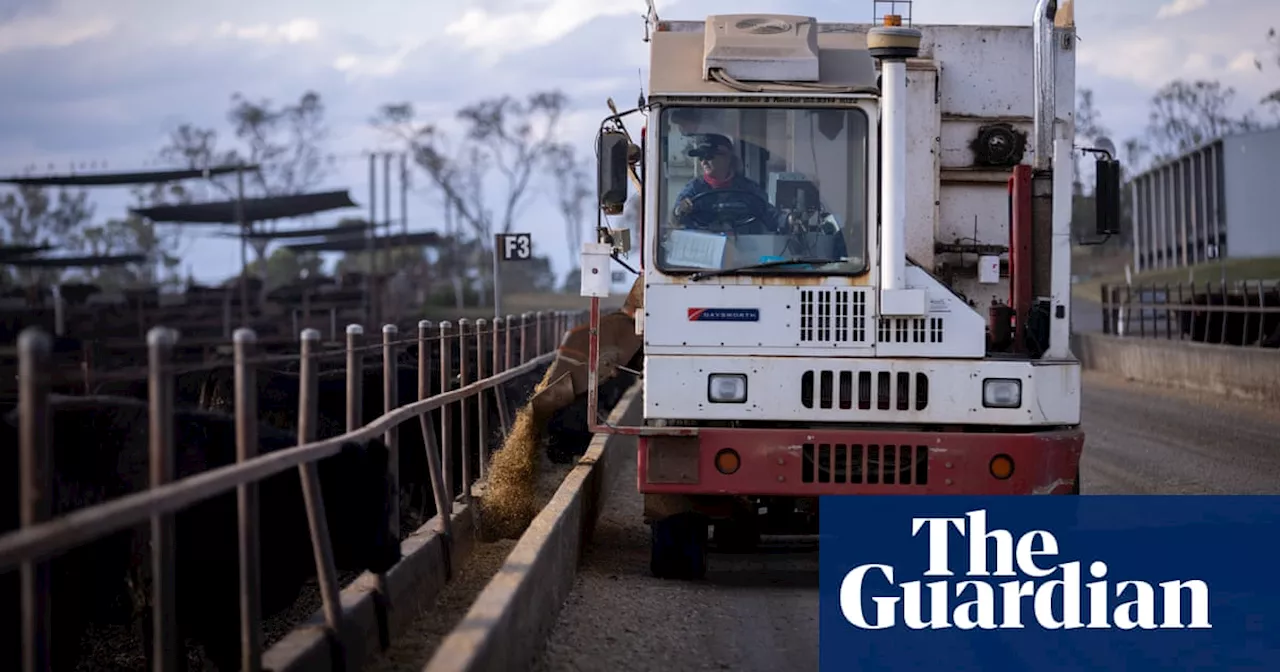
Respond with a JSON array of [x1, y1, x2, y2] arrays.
[[671, 133, 783, 234]]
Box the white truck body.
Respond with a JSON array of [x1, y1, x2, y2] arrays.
[[636, 6, 1081, 428]]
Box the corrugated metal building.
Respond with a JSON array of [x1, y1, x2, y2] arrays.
[[1129, 127, 1280, 273]]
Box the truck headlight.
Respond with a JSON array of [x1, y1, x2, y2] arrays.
[[982, 378, 1022, 408], [707, 374, 747, 403]]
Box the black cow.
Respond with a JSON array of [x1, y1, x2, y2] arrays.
[[1179, 287, 1280, 347], [0, 394, 400, 672], [189, 348, 548, 533]]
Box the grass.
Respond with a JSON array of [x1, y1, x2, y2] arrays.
[[1072, 256, 1280, 303]]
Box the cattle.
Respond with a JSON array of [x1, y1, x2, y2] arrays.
[[1179, 286, 1280, 347], [187, 345, 551, 534], [543, 358, 641, 464], [0, 394, 400, 672]]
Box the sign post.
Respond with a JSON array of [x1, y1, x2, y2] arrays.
[[494, 233, 532, 320]]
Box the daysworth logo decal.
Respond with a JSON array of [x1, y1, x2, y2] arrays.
[[838, 509, 1211, 631], [686, 307, 760, 322]]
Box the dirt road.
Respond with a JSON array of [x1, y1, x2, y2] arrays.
[[530, 372, 1280, 672]]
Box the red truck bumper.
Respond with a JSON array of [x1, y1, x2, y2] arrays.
[[638, 426, 1083, 496]]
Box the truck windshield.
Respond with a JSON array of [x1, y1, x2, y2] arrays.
[[656, 105, 869, 276]]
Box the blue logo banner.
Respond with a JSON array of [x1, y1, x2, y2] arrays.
[[818, 496, 1280, 671]]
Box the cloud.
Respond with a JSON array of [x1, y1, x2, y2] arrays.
[[443, 0, 677, 62], [215, 18, 321, 44], [1155, 0, 1207, 19], [0, 10, 114, 54], [2, 0, 1277, 284]]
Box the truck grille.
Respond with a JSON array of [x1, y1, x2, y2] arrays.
[[799, 288, 869, 344], [799, 370, 930, 411], [878, 316, 945, 344], [801, 443, 929, 485]]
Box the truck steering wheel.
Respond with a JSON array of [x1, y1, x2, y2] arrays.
[[681, 190, 776, 232]]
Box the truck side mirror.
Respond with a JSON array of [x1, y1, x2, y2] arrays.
[[598, 130, 630, 216], [1094, 154, 1122, 236]]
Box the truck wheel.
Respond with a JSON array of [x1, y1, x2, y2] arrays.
[[650, 513, 708, 580]]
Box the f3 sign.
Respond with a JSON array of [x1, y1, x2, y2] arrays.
[[498, 233, 533, 262]]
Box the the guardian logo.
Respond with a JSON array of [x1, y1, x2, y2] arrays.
[[840, 509, 1212, 631]]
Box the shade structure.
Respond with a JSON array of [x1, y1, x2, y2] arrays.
[[1, 253, 148, 268], [282, 231, 442, 253], [0, 243, 55, 260], [0, 165, 260, 187], [130, 190, 359, 224], [212, 222, 375, 240]]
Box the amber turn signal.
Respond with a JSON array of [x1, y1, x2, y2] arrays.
[[715, 449, 740, 475], [989, 454, 1015, 480]]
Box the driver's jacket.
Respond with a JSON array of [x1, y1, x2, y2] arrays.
[[672, 175, 784, 234]]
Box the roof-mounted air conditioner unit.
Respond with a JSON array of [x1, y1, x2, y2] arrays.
[[703, 14, 820, 83]]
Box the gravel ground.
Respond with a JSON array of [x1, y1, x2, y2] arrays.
[[529, 373, 1280, 672]]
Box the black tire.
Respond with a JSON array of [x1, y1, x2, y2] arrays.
[[650, 513, 708, 580]]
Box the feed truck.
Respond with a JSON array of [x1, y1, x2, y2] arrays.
[[530, 0, 1122, 580]]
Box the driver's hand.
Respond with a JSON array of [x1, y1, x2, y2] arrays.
[[674, 197, 693, 216]]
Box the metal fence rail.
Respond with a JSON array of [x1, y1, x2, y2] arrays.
[[1100, 281, 1280, 348], [2, 308, 586, 672]]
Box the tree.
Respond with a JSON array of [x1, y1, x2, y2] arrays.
[[151, 91, 335, 266], [1142, 80, 1260, 161], [0, 185, 94, 287], [248, 247, 325, 290], [1074, 88, 1110, 195], [548, 143, 591, 277], [1255, 27, 1280, 120], [370, 91, 570, 306]]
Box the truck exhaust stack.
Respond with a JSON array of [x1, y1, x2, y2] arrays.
[[1033, 0, 1058, 171], [867, 16, 923, 316]]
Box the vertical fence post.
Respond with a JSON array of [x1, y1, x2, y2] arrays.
[[417, 321, 451, 543], [457, 319, 472, 501], [146, 326, 180, 672], [475, 319, 490, 482], [295, 328, 346, 659], [505, 314, 516, 369], [492, 317, 510, 440], [18, 328, 52, 672], [346, 325, 364, 432], [233, 328, 263, 672], [535, 311, 544, 356], [382, 324, 400, 539], [1255, 281, 1266, 347], [438, 321, 455, 507], [1100, 284, 1110, 335], [520, 312, 531, 363]]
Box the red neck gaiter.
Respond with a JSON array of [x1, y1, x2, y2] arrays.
[[703, 172, 734, 189]]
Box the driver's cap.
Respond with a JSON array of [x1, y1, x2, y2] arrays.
[[686, 133, 734, 159]]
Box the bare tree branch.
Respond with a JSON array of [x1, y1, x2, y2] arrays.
[[548, 143, 590, 268]]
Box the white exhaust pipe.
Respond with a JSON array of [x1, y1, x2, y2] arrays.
[[1033, 0, 1058, 171], [867, 18, 924, 315]]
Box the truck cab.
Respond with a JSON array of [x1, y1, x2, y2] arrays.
[[577, 0, 1120, 579]]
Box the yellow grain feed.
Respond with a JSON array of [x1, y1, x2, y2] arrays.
[[477, 376, 553, 541]]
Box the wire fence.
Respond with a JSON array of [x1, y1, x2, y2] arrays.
[[1099, 280, 1280, 348], [1, 308, 587, 672]]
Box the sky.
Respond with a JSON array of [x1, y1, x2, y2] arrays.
[[1, 0, 1276, 286]]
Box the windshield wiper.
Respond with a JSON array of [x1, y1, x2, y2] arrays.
[[688, 257, 847, 282]]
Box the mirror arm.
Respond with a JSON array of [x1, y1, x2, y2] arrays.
[[1074, 232, 1113, 247]]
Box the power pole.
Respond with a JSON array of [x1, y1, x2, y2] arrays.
[[365, 153, 376, 325]]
